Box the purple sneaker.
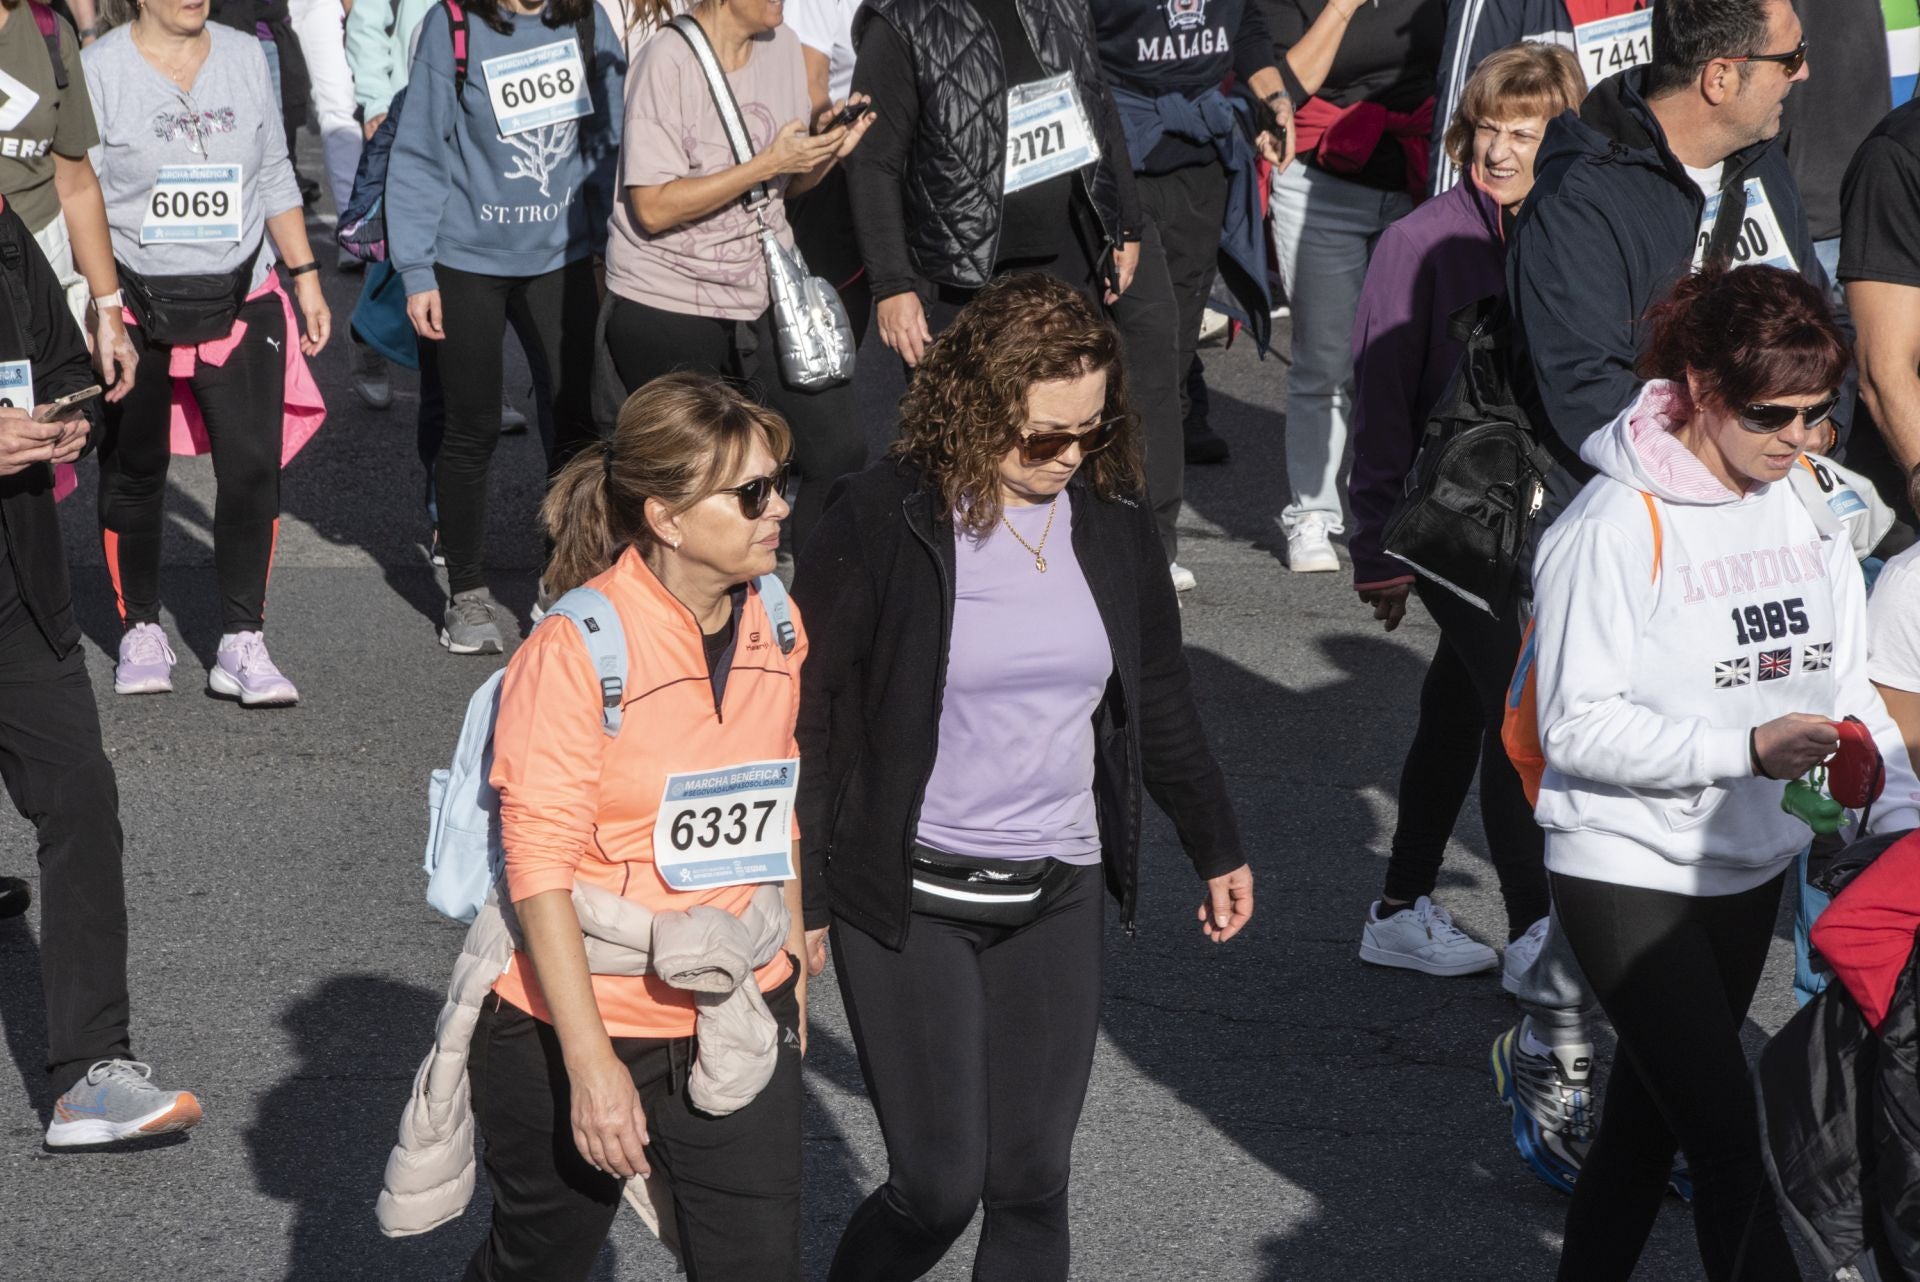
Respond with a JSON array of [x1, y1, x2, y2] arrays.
[[114, 622, 176, 695], [208, 631, 300, 707]]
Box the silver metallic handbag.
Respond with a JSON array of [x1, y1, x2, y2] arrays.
[[670, 15, 857, 391]]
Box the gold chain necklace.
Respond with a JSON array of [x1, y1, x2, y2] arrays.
[[999, 495, 1059, 573]]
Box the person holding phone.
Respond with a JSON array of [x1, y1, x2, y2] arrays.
[[604, 0, 871, 554], [0, 193, 202, 1149], [84, 0, 331, 706]]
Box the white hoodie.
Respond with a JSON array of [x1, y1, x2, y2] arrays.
[[1532, 381, 1920, 896]]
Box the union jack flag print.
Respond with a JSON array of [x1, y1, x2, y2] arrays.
[[1758, 648, 1793, 681], [1801, 642, 1832, 672], [1714, 657, 1751, 688]]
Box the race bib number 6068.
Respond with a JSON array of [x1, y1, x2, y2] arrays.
[[652, 758, 799, 892]]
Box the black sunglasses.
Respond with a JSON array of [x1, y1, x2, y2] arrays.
[[1738, 393, 1838, 435], [1016, 415, 1123, 465], [719, 462, 791, 518], [1725, 38, 1807, 78]]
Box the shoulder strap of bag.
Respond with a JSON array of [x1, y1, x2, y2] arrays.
[[28, 3, 67, 91], [545, 586, 630, 737], [753, 572, 796, 655], [446, 0, 470, 100], [1639, 491, 1662, 583], [668, 13, 770, 210]]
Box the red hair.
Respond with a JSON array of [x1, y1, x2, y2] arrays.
[[1637, 266, 1850, 411]]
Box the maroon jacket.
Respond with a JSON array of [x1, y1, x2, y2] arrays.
[[1347, 176, 1508, 590]]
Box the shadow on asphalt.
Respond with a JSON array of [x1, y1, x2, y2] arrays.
[[242, 973, 618, 1282], [0, 917, 52, 1116]]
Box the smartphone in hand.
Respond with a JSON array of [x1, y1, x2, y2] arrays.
[[34, 385, 102, 422]]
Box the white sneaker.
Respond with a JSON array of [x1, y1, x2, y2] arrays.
[[1359, 897, 1499, 977], [1197, 309, 1230, 346], [1286, 515, 1340, 573], [1169, 561, 1197, 593], [1502, 916, 1551, 995]]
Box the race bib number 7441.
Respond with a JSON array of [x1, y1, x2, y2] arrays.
[[652, 759, 799, 891]]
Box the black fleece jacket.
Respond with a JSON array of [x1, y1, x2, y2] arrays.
[[0, 199, 99, 658], [1508, 68, 1838, 478], [790, 459, 1245, 947]]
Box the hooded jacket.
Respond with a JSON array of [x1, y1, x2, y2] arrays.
[[1530, 381, 1920, 896], [1507, 68, 1838, 481]]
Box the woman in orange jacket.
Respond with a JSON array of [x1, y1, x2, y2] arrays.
[[467, 372, 810, 1282]]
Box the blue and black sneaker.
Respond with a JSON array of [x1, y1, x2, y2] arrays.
[[1491, 1022, 1595, 1194]]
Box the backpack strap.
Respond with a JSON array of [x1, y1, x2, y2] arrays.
[[1639, 491, 1663, 584], [574, 0, 594, 85], [28, 3, 66, 92], [753, 573, 796, 655], [545, 586, 629, 737], [0, 204, 35, 347], [446, 0, 470, 100]]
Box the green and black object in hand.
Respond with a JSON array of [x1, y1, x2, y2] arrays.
[[1782, 773, 1847, 835]]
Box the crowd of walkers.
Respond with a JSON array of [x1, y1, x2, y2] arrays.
[[2, 0, 1920, 1277]]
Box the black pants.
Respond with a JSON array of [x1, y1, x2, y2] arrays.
[[827, 864, 1104, 1282], [464, 970, 804, 1282], [1552, 871, 1799, 1282], [420, 260, 599, 596], [1136, 164, 1228, 432], [1382, 581, 1548, 935], [926, 197, 1185, 563], [99, 294, 286, 633], [0, 625, 129, 1096], [603, 296, 867, 554]]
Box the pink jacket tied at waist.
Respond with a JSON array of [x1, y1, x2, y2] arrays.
[[52, 274, 326, 502]]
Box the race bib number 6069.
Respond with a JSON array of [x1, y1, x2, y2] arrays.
[[141, 164, 243, 244], [652, 758, 799, 892]]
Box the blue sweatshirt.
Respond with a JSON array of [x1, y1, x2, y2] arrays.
[[388, 1, 625, 295]]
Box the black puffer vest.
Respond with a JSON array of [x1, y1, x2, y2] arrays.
[[854, 0, 1127, 289]]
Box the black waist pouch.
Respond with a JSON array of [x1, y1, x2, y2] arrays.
[[118, 243, 262, 346], [909, 844, 1076, 928]]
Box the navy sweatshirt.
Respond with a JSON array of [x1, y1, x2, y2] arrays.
[[1091, 0, 1274, 172]]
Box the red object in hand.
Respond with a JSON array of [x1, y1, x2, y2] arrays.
[[1828, 715, 1886, 809]]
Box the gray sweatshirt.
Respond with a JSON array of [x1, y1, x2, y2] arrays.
[[83, 24, 302, 292]]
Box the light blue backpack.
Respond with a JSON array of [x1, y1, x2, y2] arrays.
[[422, 577, 796, 923]]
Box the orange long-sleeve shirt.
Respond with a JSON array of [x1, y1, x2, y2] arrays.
[[489, 549, 805, 1038]]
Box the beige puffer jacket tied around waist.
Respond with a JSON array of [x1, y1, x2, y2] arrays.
[[375, 881, 791, 1249]]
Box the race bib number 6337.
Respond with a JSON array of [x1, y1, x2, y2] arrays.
[[652, 758, 799, 891]]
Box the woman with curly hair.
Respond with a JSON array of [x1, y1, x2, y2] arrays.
[[791, 271, 1253, 1281]]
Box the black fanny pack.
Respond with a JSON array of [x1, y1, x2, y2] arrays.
[[909, 844, 1076, 928], [117, 243, 262, 346]]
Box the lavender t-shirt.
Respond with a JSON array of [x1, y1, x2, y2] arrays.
[[916, 493, 1111, 864], [604, 22, 809, 321]]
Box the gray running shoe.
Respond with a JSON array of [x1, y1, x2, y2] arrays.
[[441, 589, 505, 655], [46, 1060, 203, 1147], [353, 343, 392, 411]]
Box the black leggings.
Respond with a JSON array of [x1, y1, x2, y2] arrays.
[[99, 293, 286, 633], [464, 973, 804, 1282], [1382, 580, 1548, 936], [603, 296, 868, 555], [827, 864, 1104, 1282], [1552, 870, 1799, 1282], [420, 260, 599, 596]]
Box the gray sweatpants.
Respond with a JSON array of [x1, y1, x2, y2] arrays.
[[1516, 898, 1597, 1043]]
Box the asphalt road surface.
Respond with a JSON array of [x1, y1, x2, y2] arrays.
[[0, 211, 1822, 1282]]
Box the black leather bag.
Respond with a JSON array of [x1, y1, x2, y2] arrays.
[[909, 845, 1076, 928], [117, 243, 261, 347], [1380, 295, 1557, 620]]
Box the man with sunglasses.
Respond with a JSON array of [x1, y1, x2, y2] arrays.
[[1490, 0, 1839, 1201]]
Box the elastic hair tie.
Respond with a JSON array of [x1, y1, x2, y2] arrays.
[[601, 439, 616, 485]]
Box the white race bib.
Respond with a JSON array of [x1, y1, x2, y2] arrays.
[[483, 38, 591, 137], [1573, 10, 1653, 86], [0, 361, 32, 413], [141, 164, 243, 245], [652, 758, 799, 891], [1693, 178, 1797, 273], [1004, 72, 1100, 194]]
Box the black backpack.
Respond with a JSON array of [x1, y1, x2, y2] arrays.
[[1379, 295, 1557, 620]]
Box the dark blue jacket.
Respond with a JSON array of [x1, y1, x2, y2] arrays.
[[1507, 67, 1836, 480]]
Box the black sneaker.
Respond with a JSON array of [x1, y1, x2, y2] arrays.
[[0, 876, 28, 919], [1185, 425, 1231, 464]]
